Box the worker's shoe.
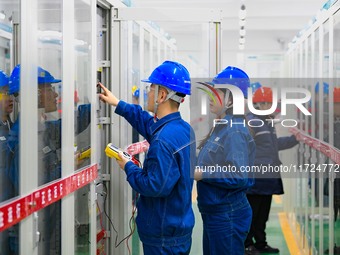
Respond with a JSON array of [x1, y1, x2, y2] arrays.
[[245, 245, 260, 255], [256, 244, 279, 253]]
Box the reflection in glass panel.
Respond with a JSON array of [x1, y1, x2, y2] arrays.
[[132, 21, 140, 143], [74, 0, 92, 254], [37, 2, 62, 185], [143, 30, 150, 110], [0, 2, 19, 254], [0, 1, 16, 201], [131, 22, 140, 105], [37, 1, 63, 255]]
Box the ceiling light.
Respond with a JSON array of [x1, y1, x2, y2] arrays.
[[239, 44, 245, 50], [239, 5, 247, 20]]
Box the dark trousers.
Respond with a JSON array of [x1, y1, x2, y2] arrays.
[[245, 194, 272, 249]]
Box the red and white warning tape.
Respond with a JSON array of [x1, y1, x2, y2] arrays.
[[290, 128, 340, 164], [0, 164, 97, 232]]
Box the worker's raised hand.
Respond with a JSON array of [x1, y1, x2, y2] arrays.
[[98, 82, 120, 107]]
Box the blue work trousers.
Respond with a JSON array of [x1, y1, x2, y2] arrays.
[[201, 202, 252, 255], [142, 239, 191, 255]]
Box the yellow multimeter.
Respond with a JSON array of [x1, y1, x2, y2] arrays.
[[105, 143, 132, 161]]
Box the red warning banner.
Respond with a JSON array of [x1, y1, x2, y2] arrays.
[[0, 195, 31, 231], [0, 164, 97, 232], [290, 128, 340, 164]]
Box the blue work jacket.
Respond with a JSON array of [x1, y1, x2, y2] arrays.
[[0, 119, 14, 202], [6, 118, 62, 195], [246, 113, 298, 195], [6, 120, 19, 196], [196, 114, 256, 214], [115, 101, 196, 247]]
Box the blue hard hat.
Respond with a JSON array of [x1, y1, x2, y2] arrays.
[[132, 85, 140, 98], [210, 66, 250, 98], [0, 70, 9, 88], [37, 66, 61, 84], [9, 64, 61, 95], [315, 82, 329, 94], [133, 88, 140, 98], [141, 60, 191, 95], [249, 82, 262, 94]]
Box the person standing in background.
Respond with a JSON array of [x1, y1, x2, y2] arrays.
[[245, 87, 298, 255], [332, 88, 340, 222], [195, 66, 255, 255]]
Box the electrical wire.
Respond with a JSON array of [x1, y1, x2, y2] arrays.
[[96, 200, 107, 255], [102, 182, 139, 253], [126, 192, 138, 255]]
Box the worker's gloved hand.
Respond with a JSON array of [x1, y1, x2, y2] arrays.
[[126, 140, 150, 155]]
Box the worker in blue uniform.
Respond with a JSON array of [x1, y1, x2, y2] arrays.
[[331, 87, 340, 254], [98, 60, 196, 255], [333, 88, 340, 222], [0, 69, 14, 255], [324, 87, 340, 255], [195, 66, 256, 255], [7, 64, 62, 255], [245, 87, 298, 255]]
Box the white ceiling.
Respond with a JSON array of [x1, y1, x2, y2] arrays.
[[131, 0, 327, 53], [132, 0, 325, 29]]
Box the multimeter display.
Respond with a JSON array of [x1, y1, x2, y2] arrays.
[[105, 143, 132, 160]]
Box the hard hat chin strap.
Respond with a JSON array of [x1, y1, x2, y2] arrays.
[[164, 90, 184, 104], [153, 85, 160, 121], [218, 90, 233, 117], [153, 85, 185, 121]]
